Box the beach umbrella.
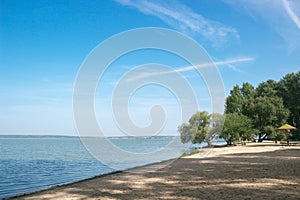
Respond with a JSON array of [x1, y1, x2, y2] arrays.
[[277, 124, 297, 145], [277, 124, 297, 130]]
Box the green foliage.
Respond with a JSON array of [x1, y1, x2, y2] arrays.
[[225, 85, 244, 114], [241, 82, 256, 99], [206, 113, 224, 145], [225, 72, 298, 142], [255, 79, 278, 97], [179, 123, 192, 144], [188, 111, 210, 144], [225, 82, 255, 114], [274, 130, 286, 142], [221, 113, 254, 145], [208, 113, 224, 135], [181, 70, 299, 144], [277, 71, 300, 137], [178, 111, 213, 144], [247, 96, 289, 141]]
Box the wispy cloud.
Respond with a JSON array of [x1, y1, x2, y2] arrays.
[[115, 0, 239, 47], [282, 0, 300, 30], [126, 57, 254, 81], [223, 0, 300, 51], [175, 57, 254, 73]]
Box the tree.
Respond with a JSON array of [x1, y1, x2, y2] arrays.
[[179, 123, 192, 144], [178, 111, 211, 144], [225, 85, 244, 114], [189, 111, 211, 143], [274, 130, 287, 143], [225, 79, 291, 142], [246, 96, 289, 142], [225, 82, 255, 115], [181, 70, 299, 144], [220, 113, 254, 145], [241, 82, 256, 99], [255, 79, 278, 98], [207, 113, 224, 146], [277, 72, 300, 131]]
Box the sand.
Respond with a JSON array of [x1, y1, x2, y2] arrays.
[[13, 143, 300, 200]]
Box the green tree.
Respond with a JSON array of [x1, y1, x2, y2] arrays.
[[241, 82, 256, 99], [189, 111, 211, 143], [178, 111, 211, 144], [247, 96, 289, 142], [225, 85, 244, 114], [225, 82, 255, 115], [220, 113, 253, 145], [225, 80, 291, 142], [207, 113, 224, 146], [277, 72, 300, 131], [274, 130, 287, 143], [255, 79, 278, 98], [179, 123, 192, 144]]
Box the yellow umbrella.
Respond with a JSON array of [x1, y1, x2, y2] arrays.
[[277, 124, 297, 130], [277, 124, 297, 145]]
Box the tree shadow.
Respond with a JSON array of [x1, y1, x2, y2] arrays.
[[16, 148, 300, 200]]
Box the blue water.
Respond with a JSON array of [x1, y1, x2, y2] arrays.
[[0, 136, 226, 199], [0, 137, 114, 199], [0, 136, 186, 199]]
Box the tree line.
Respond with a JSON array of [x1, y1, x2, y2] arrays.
[[179, 71, 300, 145]]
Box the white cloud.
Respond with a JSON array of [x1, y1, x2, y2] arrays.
[[175, 57, 254, 73], [115, 0, 239, 47], [125, 56, 254, 81], [223, 0, 300, 51], [282, 0, 300, 30]]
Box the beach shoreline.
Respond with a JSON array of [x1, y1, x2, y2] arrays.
[[12, 142, 300, 200]]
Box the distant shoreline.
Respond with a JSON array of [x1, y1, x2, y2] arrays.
[[0, 135, 180, 138], [0, 134, 78, 138]]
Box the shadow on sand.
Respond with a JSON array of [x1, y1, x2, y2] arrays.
[[15, 147, 300, 200]]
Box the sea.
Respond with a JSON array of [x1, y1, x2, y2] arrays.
[[0, 136, 226, 199]]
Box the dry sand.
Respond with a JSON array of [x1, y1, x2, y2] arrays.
[[13, 143, 300, 200]]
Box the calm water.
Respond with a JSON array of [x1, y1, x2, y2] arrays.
[[0, 136, 225, 199], [0, 136, 186, 199]]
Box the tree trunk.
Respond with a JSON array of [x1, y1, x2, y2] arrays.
[[258, 133, 263, 142], [206, 140, 212, 147], [258, 133, 267, 142], [225, 139, 230, 145]]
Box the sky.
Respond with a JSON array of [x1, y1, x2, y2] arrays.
[[0, 0, 299, 136]]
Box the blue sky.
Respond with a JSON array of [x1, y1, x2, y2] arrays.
[[0, 0, 299, 136]]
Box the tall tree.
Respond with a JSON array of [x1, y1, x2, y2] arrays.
[[225, 80, 291, 142], [178, 111, 211, 144], [225, 85, 244, 114], [225, 82, 255, 115], [241, 82, 256, 99], [277, 72, 300, 130], [255, 79, 278, 97], [179, 123, 192, 144], [207, 113, 224, 146], [246, 96, 289, 142], [188, 111, 211, 143], [221, 113, 254, 145]]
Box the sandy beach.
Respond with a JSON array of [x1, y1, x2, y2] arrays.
[[13, 143, 300, 200]]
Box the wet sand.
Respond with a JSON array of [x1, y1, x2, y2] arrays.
[[13, 143, 300, 200]]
